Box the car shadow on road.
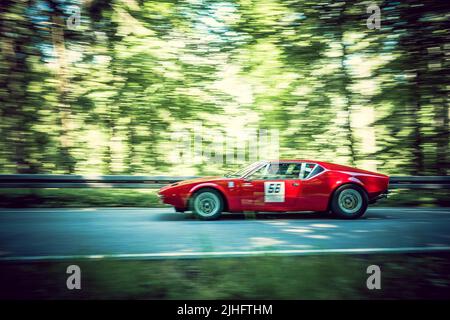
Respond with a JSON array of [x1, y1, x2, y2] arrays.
[[157, 211, 349, 221], [155, 209, 396, 221]]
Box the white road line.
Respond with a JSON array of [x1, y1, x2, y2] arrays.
[[1, 246, 450, 261]]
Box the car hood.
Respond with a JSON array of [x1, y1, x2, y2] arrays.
[[159, 176, 224, 192], [174, 176, 223, 186]]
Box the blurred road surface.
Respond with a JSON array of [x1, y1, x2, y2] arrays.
[[1, 207, 450, 261]]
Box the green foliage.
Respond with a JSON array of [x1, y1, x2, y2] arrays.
[[0, 0, 448, 175], [1, 253, 450, 299], [0, 188, 448, 208], [0, 188, 165, 208]]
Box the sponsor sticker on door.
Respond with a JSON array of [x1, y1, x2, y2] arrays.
[[264, 182, 285, 202]]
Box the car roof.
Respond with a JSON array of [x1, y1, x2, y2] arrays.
[[266, 159, 383, 175], [268, 159, 331, 167]]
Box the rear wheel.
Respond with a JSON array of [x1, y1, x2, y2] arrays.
[[190, 188, 224, 220], [330, 184, 368, 219]]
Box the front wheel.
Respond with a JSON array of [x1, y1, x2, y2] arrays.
[[190, 188, 224, 220], [330, 184, 368, 219]]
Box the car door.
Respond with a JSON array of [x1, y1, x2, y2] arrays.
[[240, 162, 302, 211], [297, 163, 328, 211], [239, 163, 267, 210]]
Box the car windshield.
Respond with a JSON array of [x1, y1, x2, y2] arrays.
[[225, 161, 267, 178]]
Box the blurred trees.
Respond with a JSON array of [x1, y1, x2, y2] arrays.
[[370, 0, 450, 175], [0, 0, 448, 175]]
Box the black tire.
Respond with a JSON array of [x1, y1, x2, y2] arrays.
[[189, 188, 224, 220], [330, 184, 368, 219]]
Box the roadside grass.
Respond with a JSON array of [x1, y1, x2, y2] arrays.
[[0, 188, 448, 208], [1, 253, 450, 299], [0, 189, 166, 208]]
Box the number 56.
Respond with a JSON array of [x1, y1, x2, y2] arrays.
[[268, 183, 280, 193]]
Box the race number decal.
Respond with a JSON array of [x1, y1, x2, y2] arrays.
[[264, 182, 285, 202]]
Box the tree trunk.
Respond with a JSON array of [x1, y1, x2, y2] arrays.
[[50, 6, 75, 173], [340, 40, 356, 166], [336, 3, 356, 166]]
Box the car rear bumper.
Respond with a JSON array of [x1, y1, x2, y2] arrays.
[[370, 190, 388, 204]]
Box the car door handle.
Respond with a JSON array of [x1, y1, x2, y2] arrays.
[[243, 183, 253, 187], [292, 182, 299, 186]]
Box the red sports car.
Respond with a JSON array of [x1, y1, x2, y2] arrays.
[[158, 160, 389, 220]]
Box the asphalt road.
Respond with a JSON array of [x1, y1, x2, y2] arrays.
[[1, 207, 450, 261]]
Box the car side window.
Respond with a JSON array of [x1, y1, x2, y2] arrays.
[[281, 163, 302, 179], [300, 163, 324, 180], [247, 164, 269, 179], [307, 164, 324, 179], [247, 163, 301, 180]]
